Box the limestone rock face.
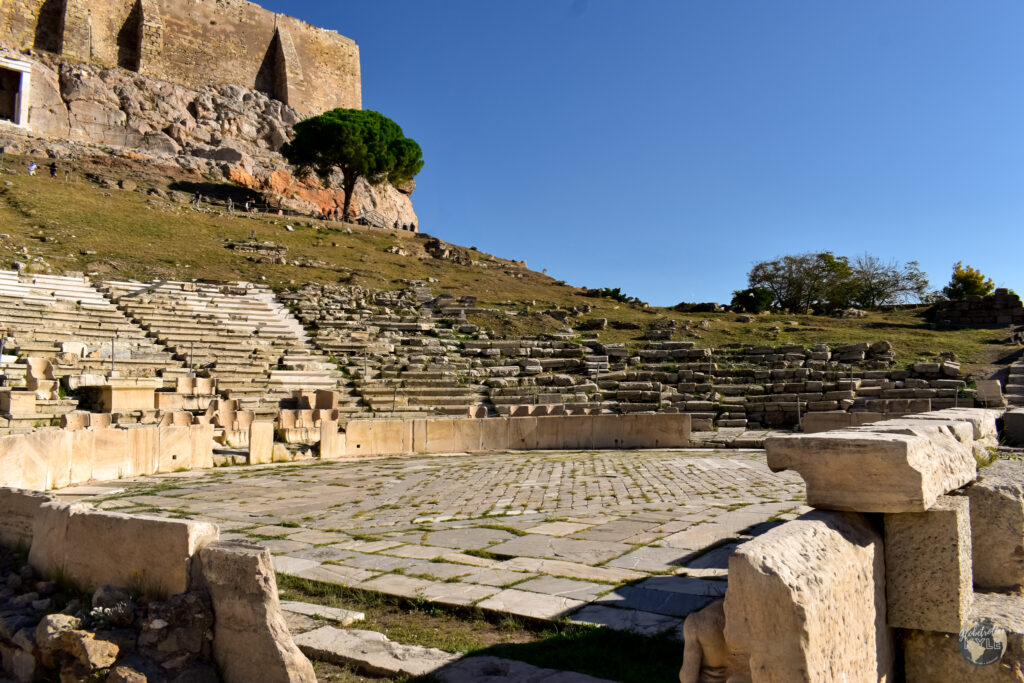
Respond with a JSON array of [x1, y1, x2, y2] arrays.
[[18, 55, 416, 227], [967, 460, 1024, 593], [723, 510, 893, 683], [765, 421, 977, 513], [191, 540, 316, 683]]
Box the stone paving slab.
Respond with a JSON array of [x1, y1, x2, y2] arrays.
[[294, 626, 459, 677], [498, 557, 645, 584], [476, 589, 587, 620], [488, 536, 633, 566], [295, 563, 380, 586], [72, 448, 804, 629], [595, 585, 716, 617], [280, 600, 365, 626], [524, 522, 594, 537], [515, 576, 608, 602]]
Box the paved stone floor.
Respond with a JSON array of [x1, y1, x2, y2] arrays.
[[65, 448, 807, 638]]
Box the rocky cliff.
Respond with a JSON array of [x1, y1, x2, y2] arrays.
[[12, 53, 416, 226]]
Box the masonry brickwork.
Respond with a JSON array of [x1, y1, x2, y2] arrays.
[[0, 0, 360, 116]]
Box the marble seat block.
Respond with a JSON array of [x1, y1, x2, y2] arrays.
[[884, 495, 973, 633]]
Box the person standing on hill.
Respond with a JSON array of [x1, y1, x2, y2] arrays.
[[27, 161, 36, 176]]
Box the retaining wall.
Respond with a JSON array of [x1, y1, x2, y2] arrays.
[[320, 413, 692, 459], [0, 424, 213, 491]]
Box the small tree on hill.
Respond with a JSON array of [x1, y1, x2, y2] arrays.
[[943, 262, 995, 299], [281, 108, 423, 223]]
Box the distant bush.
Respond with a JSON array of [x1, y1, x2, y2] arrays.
[[581, 287, 645, 305], [730, 287, 774, 313]]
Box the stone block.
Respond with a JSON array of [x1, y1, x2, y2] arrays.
[[192, 541, 316, 683], [903, 592, 1024, 683], [765, 424, 977, 512], [724, 511, 893, 683], [477, 417, 509, 451], [508, 417, 539, 450], [318, 420, 344, 460], [29, 503, 218, 597], [0, 429, 73, 491], [967, 460, 1024, 593], [801, 411, 883, 434], [884, 495, 972, 632], [0, 488, 50, 548], [1005, 408, 1024, 447], [249, 421, 275, 465], [0, 390, 36, 416], [908, 407, 1001, 446]]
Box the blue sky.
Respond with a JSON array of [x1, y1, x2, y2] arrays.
[[262, 1, 1023, 306]]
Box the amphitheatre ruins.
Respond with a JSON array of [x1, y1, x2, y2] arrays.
[[0, 2, 1023, 682]]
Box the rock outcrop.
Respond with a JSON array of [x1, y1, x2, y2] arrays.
[[16, 54, 416, 227]]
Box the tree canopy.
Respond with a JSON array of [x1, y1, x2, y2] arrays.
[[280, 108, 423, 222], [744, 252, 929, 313], [943, 262, 995, 299]]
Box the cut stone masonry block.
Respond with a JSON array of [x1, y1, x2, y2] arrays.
[[967, 460, 1024, 593], [765, 421, 977, 512], [884, 495, 973, 633], [724, 511, 893, 683]]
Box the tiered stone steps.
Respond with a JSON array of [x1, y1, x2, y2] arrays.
[[1007, 361, 1024, 407], [0, 270, 182, 387], [100, 280, 346, 414]]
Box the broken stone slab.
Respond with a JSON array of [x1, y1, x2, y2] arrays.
[[884, 495, 973, 633], [905, 407, 1001, 444], [430, 654, 620, 682], [476, 589, 586, 620], [570, 604, 681, 637], [279, 601, 364, 626], [191, 540, 316, 683], [967, 459, 1024, 593], [293, 626, 459, 677], [724, 511, 894, 683], [764, 425, 977, 512]]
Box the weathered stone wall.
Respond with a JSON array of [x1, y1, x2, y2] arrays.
[[1, 0, 360, 116], [320, 413, 693, 459], [932, 289, 1024, 327], [0, 424, 214, 491]]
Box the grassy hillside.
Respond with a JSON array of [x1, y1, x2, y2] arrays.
[[0, 150, 1018, 377]]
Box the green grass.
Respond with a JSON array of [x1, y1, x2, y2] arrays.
[[0, 151, 1018, 376]]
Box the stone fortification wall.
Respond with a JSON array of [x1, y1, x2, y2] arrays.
[[1, 0, 360, 116]]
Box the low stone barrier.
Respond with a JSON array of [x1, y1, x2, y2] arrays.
[[0, 424, 213, 491], [319, 413, 691, 459]]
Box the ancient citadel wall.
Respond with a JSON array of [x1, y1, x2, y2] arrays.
[[1, 0, 360, 115]]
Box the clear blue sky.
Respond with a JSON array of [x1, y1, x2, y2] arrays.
[[263, 1, 1023, 306]]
